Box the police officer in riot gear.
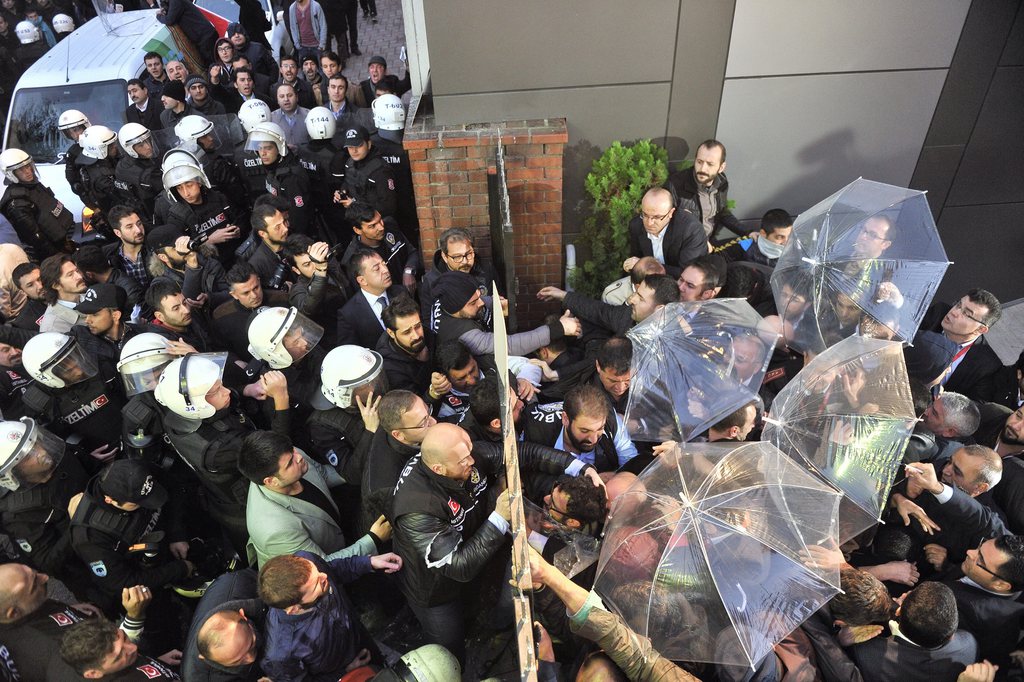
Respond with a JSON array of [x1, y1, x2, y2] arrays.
[[68, 458, 195, 611], [115, 123, 163, 220], [370, 94, 418, 239], [307, 344, 387, 483], [14, 20, 46, 67], [246, 122, 314, 235], [0, 418, 89, 586], [247, 306, 325, 427], [175, 114, 249, 215], [0, 147, 74, 259], [155, 149, 243, 263], [233, 99, 273, 203], [76, 125, 140, 231], [20, 331, 126, 468], [58, 109, 91, 205], [331, 124, 398, 221], [153, 354, 287, 557], [297, 106, 347, 240]]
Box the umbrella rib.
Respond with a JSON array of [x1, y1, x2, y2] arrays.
[[687, 516, 757, 667]]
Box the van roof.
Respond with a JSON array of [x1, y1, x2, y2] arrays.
[[21, 10, 170, 87]]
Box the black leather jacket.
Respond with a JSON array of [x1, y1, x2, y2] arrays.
[[391, 439, 588, 607]]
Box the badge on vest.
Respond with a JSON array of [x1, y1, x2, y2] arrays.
[[326, 449, 338, 466], [52, 201, 64, 217], [90, 560, 108, 577], [15, 538, 31, 553]]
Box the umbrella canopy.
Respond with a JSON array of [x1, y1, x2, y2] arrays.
[[594, 441, 842, 667], [624, 299, 780, 443], [762, 336, 916, 543], [771, 178, 950, 354]]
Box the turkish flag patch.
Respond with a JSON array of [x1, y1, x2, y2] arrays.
[[447, 498, 461, 515], [294, 195, 304, 207], [50, 612, 74, 626], [136, 664, 163, 679]]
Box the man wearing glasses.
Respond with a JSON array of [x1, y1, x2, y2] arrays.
[[418, 227, 503, 326], [923, 289, 1004, 402], [943, 534, 1024, 671], [623, 187, 708, 279]]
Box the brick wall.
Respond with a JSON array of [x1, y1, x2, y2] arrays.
[[403, 116, 568, 329]]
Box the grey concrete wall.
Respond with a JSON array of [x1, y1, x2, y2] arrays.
[[419, 0, 1023, 299], [910, 0, 1024, 304]]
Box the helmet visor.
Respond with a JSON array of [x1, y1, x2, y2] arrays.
[[45, 343, 98, 386], [276, 310, 323, 364], [119, 350, 174, 396], [245, 135, 282, 158], [8, 421, 65, 490]]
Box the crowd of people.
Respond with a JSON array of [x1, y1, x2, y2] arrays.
[[0, 7, 1022, 679]]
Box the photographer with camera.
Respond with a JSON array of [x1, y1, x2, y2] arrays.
[[146, 227, 231, 310], [245, 197, 296, 292]]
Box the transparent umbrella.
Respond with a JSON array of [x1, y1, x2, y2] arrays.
[[762, 336, 916, 543], [624, 299, 780, 443], [594, 441, 842, 667], [771, 178, 951, 354]]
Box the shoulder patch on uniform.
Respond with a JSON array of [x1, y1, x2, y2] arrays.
[[49, 611, 74, 626], [294, 195, 304, 207], [385, 232, 396, 245], [764, 367, 786, 383], [136, 663, 163, 679], [387, 178, 395, 191], [89, 560, 107, 577], [15, 538, 31, 553]]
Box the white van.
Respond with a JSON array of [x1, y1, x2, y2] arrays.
[[1, 9, 188, 222]]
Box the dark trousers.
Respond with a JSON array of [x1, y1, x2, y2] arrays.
[[408, 598, 466, 664], [342, 0, 358, 52], [359, 0, 376, 16]]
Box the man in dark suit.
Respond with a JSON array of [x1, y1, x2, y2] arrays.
[[849, 581, 976, 682], [337, 249, 405, 348], [125, 79, 162, 131], [922, 289, 1003, 402], [900, 449, 1007, 568], [623, 187, 707, 279], [944, 534, 1024, 670]]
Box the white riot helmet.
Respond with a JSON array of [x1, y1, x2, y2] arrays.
[[15, 21, 40, 44], [1, 148, 35, 184], [22, 332, 98, 389], [373, 645, 461, 682], [247, 307, 323, 369], [319, 345, 384, 409], [117, 333, 175, 396], [0, 418, 66, 492], [237, 99, 271, 133], [372, 94, 406, 132], [304, 106, 336, 141], [52, 13, 74, 34], [153, 353, 229, 420], [58, 109, 90, 139], [117, 122, 152, 159], [161, 148, 210, 197], [246, 121, 288, 158], [174, 115, 216, 154], [79, 125, 118, 160]]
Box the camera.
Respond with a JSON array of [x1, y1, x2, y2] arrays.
[[186, 231, 209, 252]]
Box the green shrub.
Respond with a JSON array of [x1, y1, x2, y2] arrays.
[[570, 140, 669, 297]]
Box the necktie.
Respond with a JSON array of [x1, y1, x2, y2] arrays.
[[376, 295, 388, 327]]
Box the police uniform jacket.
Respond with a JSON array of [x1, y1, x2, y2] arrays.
[[115, 154, 162, 219], [339, 218, 421, 290], [264, 153, 313, 235], [333, 146, 398, 219], [0, 601, 92, 680], [0, 177, 74, 259], [68, 477, 191, 603]]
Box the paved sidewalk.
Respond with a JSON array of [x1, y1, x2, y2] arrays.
[[334, 0, 409, 89]]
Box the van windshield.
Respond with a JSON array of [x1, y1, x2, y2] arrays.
[[7, 80, 127, 165]]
